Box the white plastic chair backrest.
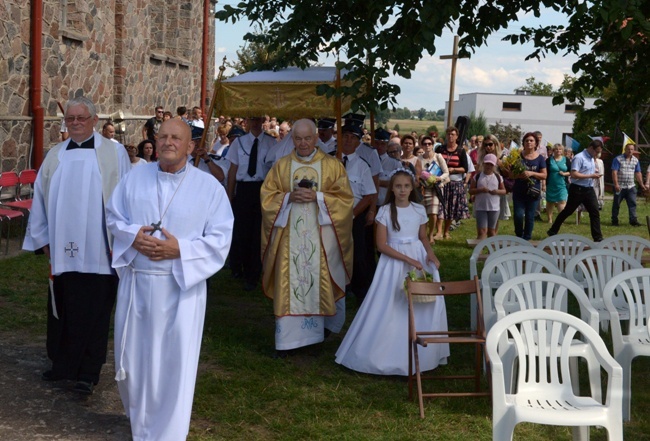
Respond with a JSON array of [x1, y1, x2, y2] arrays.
[[603, 269, 650, 339], [484, 246, 556, 267], [537, 234, 596, 273], [494, 273, 599, 330], [469, 235, 530, 279], [481, 253, 562, 332], [598, 235, 650, 263], [487, 309, 619, 396], [565, 249, 643, 305]]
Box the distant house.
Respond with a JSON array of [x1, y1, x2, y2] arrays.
[[0, 1, 215, 173], [446, 91, 597, 144]]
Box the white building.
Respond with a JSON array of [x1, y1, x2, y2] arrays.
[[446, 91, 597, 144]]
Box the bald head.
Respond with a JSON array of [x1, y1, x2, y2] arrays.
[[156, 119, 193, 173]]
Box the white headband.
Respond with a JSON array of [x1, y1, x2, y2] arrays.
[[388, 167, 415, 180]]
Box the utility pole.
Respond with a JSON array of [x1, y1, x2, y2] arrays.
[[440, 36, 468, 129]]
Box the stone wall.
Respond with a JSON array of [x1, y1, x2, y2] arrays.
[[0, 0, 215, 173]]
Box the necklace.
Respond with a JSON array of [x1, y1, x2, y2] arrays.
[[150, 167, 189, 235]]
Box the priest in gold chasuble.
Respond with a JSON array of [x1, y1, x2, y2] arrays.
[[261, 119, 354, 353]]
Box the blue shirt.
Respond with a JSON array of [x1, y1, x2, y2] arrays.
[[571, 149, 596, 187]]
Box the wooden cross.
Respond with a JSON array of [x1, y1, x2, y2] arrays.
[[440, 36, 469, 128]]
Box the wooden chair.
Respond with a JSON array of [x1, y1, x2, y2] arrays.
[[406, 276, 490, 418]]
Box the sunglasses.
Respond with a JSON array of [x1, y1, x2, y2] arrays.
[[484, 142, 494, 147], [387, 150, 399, 154]]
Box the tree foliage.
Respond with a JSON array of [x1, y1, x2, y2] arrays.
[[515, 77, 554, 96], [489, 121, 523, 147], [227, 27, 286, 74], [216, 0, 650, 121], [467, 111, 488, 138]]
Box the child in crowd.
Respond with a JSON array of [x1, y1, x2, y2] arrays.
[[469, 154, 506, 240], [335, 169, 449, 375]]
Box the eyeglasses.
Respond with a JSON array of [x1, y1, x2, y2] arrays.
[[156, 110, 164, 114], [484, 142, 494, 147], [387, 150, 399, 154], [64, 115, 93, 123], [422, 142, 433, 146]]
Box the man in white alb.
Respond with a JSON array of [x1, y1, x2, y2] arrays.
[[23, 96, 131, 395], [107, 119, 234, 441]]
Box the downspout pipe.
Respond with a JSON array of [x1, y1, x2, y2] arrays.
[[31, 0, 44, 169], [201, 0, 210, 115]]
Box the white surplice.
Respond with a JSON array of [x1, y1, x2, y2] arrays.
[[106, 163, 234, 441], [23, 135, 131, 275]]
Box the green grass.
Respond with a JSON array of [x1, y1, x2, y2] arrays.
[[384, 119, 441, 135], [2, 196, 650, 440]]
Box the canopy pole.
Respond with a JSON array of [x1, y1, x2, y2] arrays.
[[194, 57, 227, 167], [335, 67, 343, 159]]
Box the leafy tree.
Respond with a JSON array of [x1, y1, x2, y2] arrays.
[[426, 124, 439, 136], [506, 3, 650, 129], [417, 107, 427, 120], [489, 121, 522, 147], [227, 26, 285, 74], [467, 111, 488, 139], [393, 123, 401, 133], [215, 0, 649, 119], [436, 109, 445, 119], [374, 107, 391, 125], [515, 77, 554, 96], [391, 107, 412, 120]]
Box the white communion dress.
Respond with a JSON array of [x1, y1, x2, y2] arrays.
[[335, 202, 449, 375]]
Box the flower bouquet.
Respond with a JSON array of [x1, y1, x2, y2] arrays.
[[404, 268, 436, 303], [501, 148, 534, 185], [419, 170, 438, 188]]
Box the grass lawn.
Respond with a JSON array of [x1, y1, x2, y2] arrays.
[[384, 119, 442, 136], [2, 196, 650, 440]]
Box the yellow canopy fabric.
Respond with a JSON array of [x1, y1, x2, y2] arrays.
[[215, 67, 352, 119]]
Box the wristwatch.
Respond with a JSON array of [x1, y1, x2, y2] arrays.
[[204, 158, 211, 164]]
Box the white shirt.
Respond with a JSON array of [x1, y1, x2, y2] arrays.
[[341, 152, 376, 208], [225, 132, 275, 181]]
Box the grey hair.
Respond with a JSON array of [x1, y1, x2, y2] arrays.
[[65, 96, 97, 117], [291, 118, 317, 137], [387, 140, 401, 151]]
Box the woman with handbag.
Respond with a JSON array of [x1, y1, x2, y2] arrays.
[[545, 143, 571, 223], [503, 132, 547, 240]]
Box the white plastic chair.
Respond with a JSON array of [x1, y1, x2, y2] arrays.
[[469, 235, 531, 329], [565, 249, 643, 331], [603, 269, 650, 421], [487, 310, 623, 441], [481, 253, 561, 334], [537, 234, 596, 275], [598, 235, 650, 263], [493, 274, 602, 404]]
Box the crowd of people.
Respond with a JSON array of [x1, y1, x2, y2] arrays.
[[26, 97, 644, 440]]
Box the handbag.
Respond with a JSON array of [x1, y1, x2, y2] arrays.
[[527, 183, 541, 200]]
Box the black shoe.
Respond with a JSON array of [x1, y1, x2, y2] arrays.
[[243, 281, 257, 291], [73, 380, 94, 395], [535, 215, 543, 221], [630, 221, 642, 227], [612, 220, 619, 226], [41, 370, 65, 382], [272, 350, 290, 359], [546, 229, 557, 237], [232, 271, 243, 279]]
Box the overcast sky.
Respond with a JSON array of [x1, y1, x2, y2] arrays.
[[214, 6, 582, 111]]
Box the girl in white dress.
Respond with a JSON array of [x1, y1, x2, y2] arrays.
[[335, 169, 449, 375]]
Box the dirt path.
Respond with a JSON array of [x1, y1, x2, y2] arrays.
[[0, 333, 132, 440]]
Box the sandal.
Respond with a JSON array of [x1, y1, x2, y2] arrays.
[[444, 233, 452, 240]]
